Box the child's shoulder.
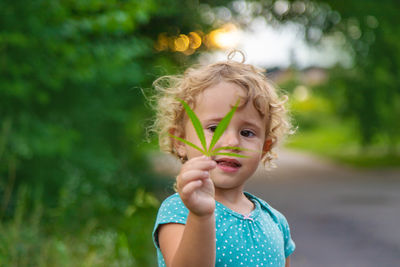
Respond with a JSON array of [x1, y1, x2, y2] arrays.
[[157, 193, 188, 215], [159, 193, 184, 207], [245, 192, 290, 227], [154, 193, 188, 227]]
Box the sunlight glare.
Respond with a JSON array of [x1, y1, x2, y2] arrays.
[[210, 23, 240, 49]]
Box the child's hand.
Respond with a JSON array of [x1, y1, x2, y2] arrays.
[[176, 155, 217, 217]]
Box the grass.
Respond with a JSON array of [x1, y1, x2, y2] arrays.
[[0, 185, 159, 267], [284, 91, 400, 169], [286, 120, 400, 168]]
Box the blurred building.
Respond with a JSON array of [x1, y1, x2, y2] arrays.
[[267, 66, 328, 86]]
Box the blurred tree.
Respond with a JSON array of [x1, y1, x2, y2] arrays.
[[224, 0, 400, 149], [247, 0, 400, 149], [0, 0, 231, 265], [0, 0, 227, 218], [1, 0, 158, 222], [314, 0, 400, 150]]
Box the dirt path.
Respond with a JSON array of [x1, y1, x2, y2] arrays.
[[152, 150, 400, 266]]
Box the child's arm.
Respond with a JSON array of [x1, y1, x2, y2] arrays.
[[285, 257, 291, 267], [158, 156, 217, 267]]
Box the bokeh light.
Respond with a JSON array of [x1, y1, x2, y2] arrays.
[[154, 24, 240, 54], [208, 23, 240, 49], [174, 34, 190, 52], [189, 32, 202, 49]]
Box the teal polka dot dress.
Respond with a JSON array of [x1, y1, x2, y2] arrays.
[[153, 192, 295, 267]]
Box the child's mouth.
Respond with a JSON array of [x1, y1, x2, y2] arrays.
[[215, 158, 241, 173]]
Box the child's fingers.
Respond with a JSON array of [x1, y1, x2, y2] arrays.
[[181, 169, 209, 181], [177, 170, 209, 190], [177, 156, 215, 191], [181, 179, 203, 196], [183, 157, 216, 172]]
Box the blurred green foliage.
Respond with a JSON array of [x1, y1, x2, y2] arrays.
[[315, 0, 400, 149], [286, 0, 400, 148], [285, 0, 400, 165], [0, 0, 228, 265]]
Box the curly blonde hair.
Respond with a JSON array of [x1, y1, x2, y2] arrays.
[[151, 51, 292, 167]]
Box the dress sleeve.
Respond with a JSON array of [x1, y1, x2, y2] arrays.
[[276, 211, 296, 258], [247, 192, 296, 258], [152, 193, 189, 248]]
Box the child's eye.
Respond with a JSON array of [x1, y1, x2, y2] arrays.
[[241, 130, 255, 137], [207, 125, 217, 132]]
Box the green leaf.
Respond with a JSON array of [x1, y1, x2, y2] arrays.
[[177, 98, 255, 159], [207, 99, 240, 153], [212, 152, 250, 158], [169, 134, 206, 154], [178, 99, 208, 152]]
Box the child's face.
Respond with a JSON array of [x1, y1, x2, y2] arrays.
[[179, 81, 268, 192]]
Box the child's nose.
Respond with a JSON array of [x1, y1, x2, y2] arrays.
[[220, 131, 240, 147]]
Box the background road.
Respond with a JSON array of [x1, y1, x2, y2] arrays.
[[246, 150, 400, 267], [153, 150, 400, 267]]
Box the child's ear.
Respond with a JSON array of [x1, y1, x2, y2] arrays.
[[176, 143, 186, 159], [169, 129, 187, 158], [262, 138, 273, 156]]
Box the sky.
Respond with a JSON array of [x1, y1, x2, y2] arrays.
[[200, 18, 352, 69]]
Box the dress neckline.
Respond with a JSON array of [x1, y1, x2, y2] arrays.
[[215, 192, 261, 221]]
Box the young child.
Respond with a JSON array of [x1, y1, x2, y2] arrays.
[[151, 51, 295, 267]]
